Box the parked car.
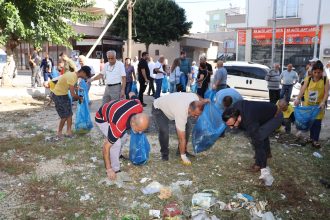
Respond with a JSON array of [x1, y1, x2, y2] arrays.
[[220, 61, 300, 99], [0, 49, 6, 79]]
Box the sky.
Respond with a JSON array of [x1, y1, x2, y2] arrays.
[[175, 0, 246, 33]]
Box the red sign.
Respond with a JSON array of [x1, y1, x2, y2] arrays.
[[238, 30, 246, 46], [252, 26, 322, 45]]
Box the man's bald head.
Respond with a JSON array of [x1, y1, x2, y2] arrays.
[[131, 113, 150, 133]]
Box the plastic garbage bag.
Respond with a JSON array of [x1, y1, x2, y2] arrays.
[[192, 190, 218, 211], [294, 105, 320, 131], [141, 181, 163, 195], [204, 89, 216, 102], [259, 167, 274, 186], [50, 66, 59, 79], [162, 77, 169, 93], [191, 83, 197, 93], [129, 130, 150, 165], [80, 79, 90, 104], [75, 80, 93, 132], [192, 103, 227, 153], [131, 81, 138, 95]]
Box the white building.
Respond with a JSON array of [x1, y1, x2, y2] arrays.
[[226, 0, 330, 73]]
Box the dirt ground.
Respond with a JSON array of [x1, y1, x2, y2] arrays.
[[0, 91, 329, 220]]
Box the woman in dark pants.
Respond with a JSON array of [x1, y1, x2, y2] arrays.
[[196, 63, 208, 98], [294, 60, 329, 148]]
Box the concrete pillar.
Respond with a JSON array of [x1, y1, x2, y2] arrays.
[[245, 28, 252, 62]]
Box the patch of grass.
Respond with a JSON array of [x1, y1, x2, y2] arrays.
[[0, 159, 35, 176], [7, 130, 330, 219]]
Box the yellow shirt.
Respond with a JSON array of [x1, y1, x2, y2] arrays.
[[52, 71, 78, 96], [303, 76, 328, 119]]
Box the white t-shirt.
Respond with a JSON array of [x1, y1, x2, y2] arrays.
[[102, 61, 126, 85], [154, 61, 165, 79], [153, 93, 199, 131], [148, 61, 155, 79]]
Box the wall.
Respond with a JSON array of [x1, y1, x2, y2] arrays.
[[123, 42, 181, 65], [320, 24, 330, 61]]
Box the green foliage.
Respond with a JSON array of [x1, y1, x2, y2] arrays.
[[111, 0, 192, 50], [0, 0, 100, 49]]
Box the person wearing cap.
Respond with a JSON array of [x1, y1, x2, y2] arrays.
[[222, 100, 283, 172], [51, 66, 92, 138], [95, 92, 149, 180]]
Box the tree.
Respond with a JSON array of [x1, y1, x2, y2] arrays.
[[0, 0, 99, 86], [110, 0, 192, 52], [0, 0, 99, 51]]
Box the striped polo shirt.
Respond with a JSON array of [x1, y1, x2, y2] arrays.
[[95, 98, 143, 143]]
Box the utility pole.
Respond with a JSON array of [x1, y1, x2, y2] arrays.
[[270, 0, 277, 68], [86, 0, 128, 58], [313, 0, 322, 59], [127, 0, 133, 58]]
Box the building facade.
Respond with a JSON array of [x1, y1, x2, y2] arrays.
[[124, 36, 220, 66], [206, 7, 243, 33], [227, 0, 330, 73], [13, 0, 124, 70]]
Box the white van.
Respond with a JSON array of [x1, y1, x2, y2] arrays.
[[223, 61, 300, 99]]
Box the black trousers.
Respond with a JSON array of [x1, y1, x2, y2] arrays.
[[253, 112, 283, 168], [152, 106, 191, 157], [269, 89, 280, 104], [148, 78, 155, 95], [139, 79, 147, 104]]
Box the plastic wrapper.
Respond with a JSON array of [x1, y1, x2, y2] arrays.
[[192, 103, 227, 153], [294, 105, 320, 131], [75, 80, 93, 133], [129, 130, 150, 165]]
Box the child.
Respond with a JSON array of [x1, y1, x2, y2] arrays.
[[277, 99, 295, 133]]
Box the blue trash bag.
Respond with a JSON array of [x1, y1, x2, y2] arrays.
[[75, 81, 93, 133], [68, 90, 73, 105], [204, 89, 217, 102], [50, 66, 59, 79], [131, 81, 139, 95], [162, 77, 169, 93], [129, 130, 151, 165], [191, 83, 197, 93], [180, 74, 187, 90], [79, 80, 90, 104], [294, 105, 320, 131], [192, 103, 227, 153]]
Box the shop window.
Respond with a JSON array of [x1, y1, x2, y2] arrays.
[[276, 0, 298, 18]]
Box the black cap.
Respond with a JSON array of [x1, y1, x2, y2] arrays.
[[79, 66, 92, 78]]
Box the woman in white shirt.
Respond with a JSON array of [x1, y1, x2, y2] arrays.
[[169, 58, 181, 93]]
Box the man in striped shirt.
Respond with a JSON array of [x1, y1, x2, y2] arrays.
[[95, 92, 149, 180]]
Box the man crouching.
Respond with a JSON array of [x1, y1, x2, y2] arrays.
[[95, 92, 149, 180]]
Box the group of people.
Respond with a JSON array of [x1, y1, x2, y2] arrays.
[[46, 48, 328, 183]]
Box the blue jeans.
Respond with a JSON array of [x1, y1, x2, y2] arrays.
[[170, 82, 177, 93], [310, 119, 322, 142], [280, 85, 293, 102], [154, 78, 163, 99], [125, 82, 133, 99]]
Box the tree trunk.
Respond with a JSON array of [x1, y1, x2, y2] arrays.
[[1, 46, 16, 87], [145, 43, 150, 53]]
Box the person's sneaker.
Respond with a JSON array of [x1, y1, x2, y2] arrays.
[[162, 155, 169, 161], [312, 141, 321, 149], [176, 148, 195, 158], [142, 103, 147, 107]]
